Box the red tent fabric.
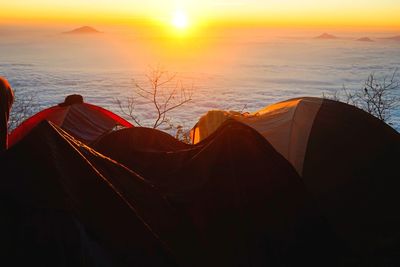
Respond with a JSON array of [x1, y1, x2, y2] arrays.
[[9, 102, 133, 147]]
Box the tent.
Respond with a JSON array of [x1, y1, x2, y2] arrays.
[[190, 97, 400, 259], [8, 95, 132, 147], [0, 119, 339, 266], [0, 121, 181, 266], [191, 97, 329, 175], [2, 96, 399, 265], [94, 120, 340, 266]]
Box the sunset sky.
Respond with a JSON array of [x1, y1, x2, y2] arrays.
[[2, 0, 400, 29]]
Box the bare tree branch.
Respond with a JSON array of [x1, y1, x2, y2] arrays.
[[324, 69, 399, 124], [116, 66, 193, 130], [116, 98, 142, 126]]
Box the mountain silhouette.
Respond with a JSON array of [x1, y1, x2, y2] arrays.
[[357, 37, 374, 42], [315, 33, 338, 39], [63, 26, 101, 34], [384, 35, 400, 41]]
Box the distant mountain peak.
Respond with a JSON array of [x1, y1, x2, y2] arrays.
[[63, 26, 101, 34], [315, 33, 338, 39], [357, 37, 374, 42], [384, 35, 400, 41]]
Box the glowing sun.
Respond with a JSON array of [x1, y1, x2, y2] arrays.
[[172, 10, 189, 30]]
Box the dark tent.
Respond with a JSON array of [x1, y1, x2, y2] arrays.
[[1, 119, 338, 266], [94, 120, 339, 266], [0, 121, 183, 266], [190, 97, 400, 262]]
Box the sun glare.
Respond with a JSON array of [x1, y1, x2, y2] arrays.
[[172, 10, 189, 30]]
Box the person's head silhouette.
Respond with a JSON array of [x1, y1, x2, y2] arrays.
[[0, 77, 14, 151]]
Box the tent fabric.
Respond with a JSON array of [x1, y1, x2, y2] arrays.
[[190, 97, 400, 263], [2, 96, 400, 265], [191, 97, 323, 175], [94, 121, 340, 266], [8, 102, 133, 147], [0, 121, 179, 266], [301, 99, 400, 254], [0, 119, 340, 266], [93, 127, 191, 153]]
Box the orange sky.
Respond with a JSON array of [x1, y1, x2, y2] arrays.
[[2, 0, 400, 29]]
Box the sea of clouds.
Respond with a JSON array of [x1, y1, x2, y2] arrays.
[[0, 27, 399, 133]]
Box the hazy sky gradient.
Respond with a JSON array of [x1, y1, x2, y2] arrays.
[[2, 0, 400, 28]]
